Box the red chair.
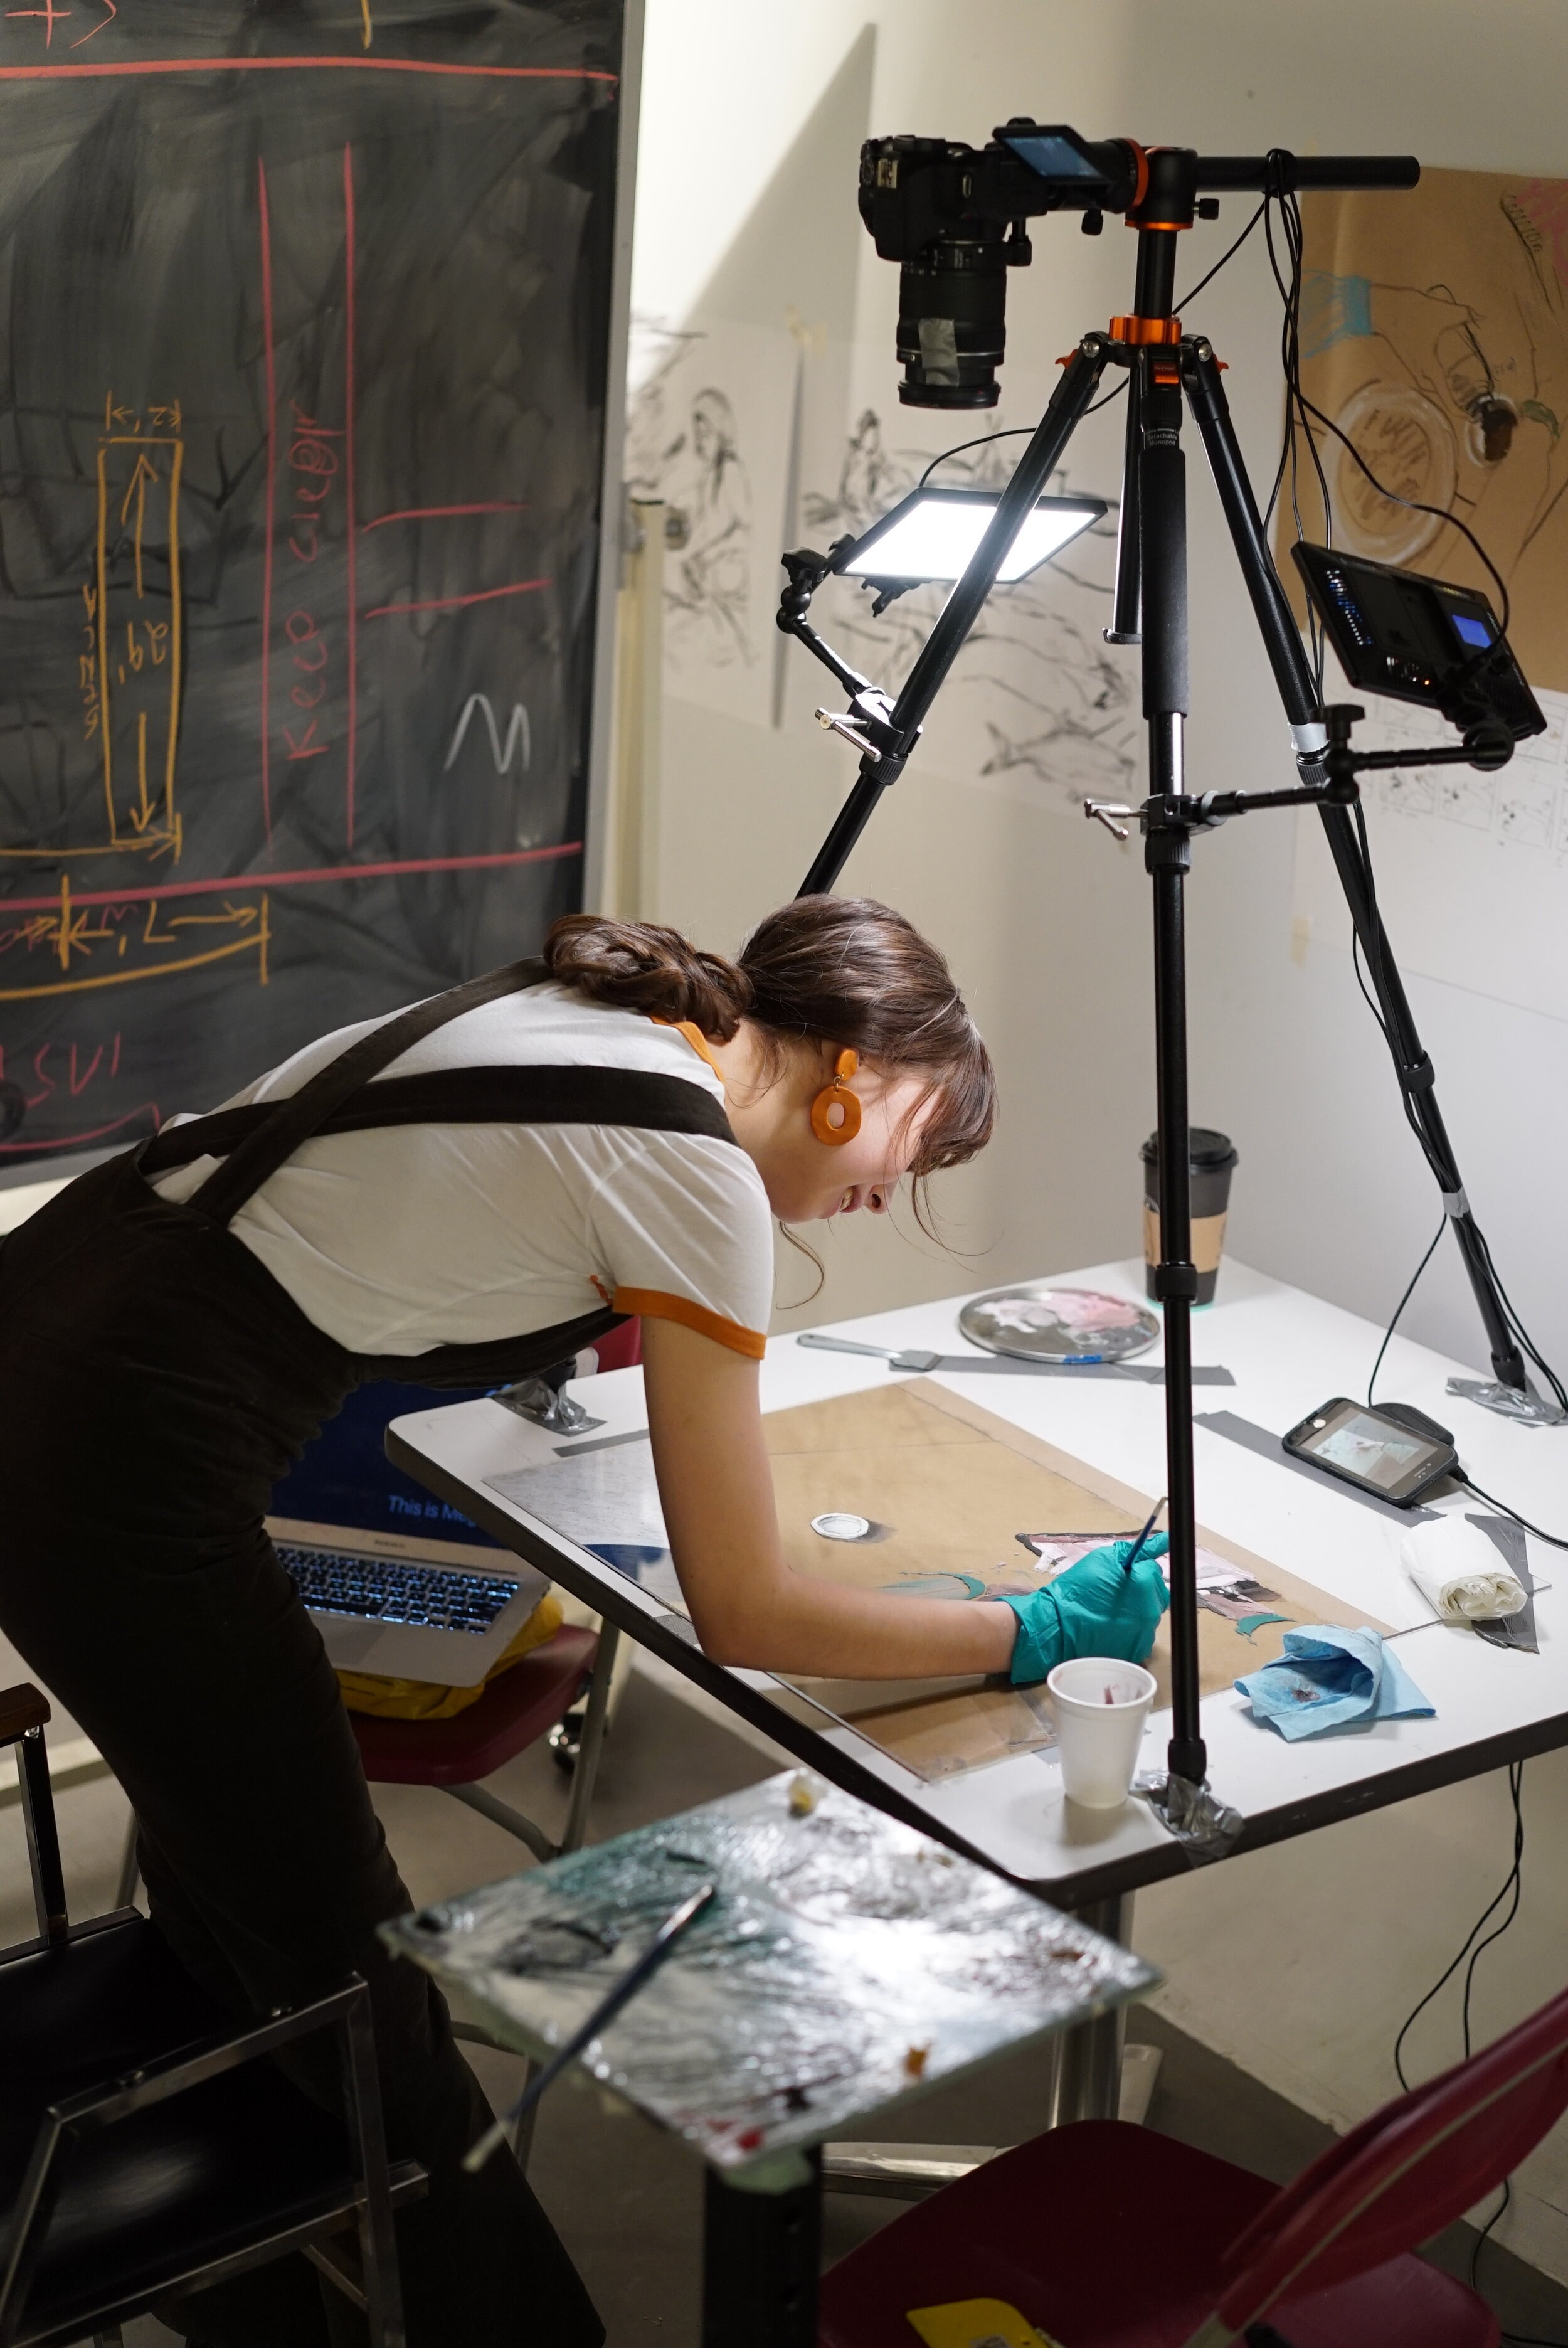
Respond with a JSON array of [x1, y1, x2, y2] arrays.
[[349, 1620, 610, 1867], [593, 1320, 643, 1373], [820, 1982, 1568, 2347]]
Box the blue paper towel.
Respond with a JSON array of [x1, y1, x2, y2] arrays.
[[1236, 1625, 1434, 1740]]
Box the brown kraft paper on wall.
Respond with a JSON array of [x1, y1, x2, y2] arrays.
[[1278, 167, 1568, 692]]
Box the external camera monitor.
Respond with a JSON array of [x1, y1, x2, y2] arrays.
[[1291, 540, 1545, 741]]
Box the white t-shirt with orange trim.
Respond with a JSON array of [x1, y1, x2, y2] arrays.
[[151, 982, 773, 1360]]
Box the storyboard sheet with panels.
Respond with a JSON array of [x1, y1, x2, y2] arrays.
[[490, 1380, 1379, 1783]]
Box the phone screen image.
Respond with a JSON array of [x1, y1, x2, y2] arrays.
[[1313, 1412, 1426, 1490]]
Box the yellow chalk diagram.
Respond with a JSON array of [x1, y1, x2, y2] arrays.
[[0, 398, 269, 1003]]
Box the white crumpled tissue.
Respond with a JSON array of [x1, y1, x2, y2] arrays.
[[1401, 1516, 1527, 1623]]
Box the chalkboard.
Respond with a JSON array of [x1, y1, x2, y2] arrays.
[[0, 0, 631, 1163]]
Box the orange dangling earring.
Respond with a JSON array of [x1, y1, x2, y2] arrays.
[[810, 1048, 862, 1146]]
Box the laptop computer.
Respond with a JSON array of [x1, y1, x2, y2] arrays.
[[268, 1381, 551, 1688]]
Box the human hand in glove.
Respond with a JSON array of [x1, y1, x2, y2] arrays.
[[1000, 1535, 1170, 1686]]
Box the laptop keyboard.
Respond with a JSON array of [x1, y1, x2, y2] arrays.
[[277, 1545, 522, 1634]]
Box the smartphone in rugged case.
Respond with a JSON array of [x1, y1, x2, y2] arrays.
[[1282, 1397, 1458, 1507]]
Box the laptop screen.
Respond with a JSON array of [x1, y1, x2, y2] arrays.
[[270, 1379, 502, 1547]]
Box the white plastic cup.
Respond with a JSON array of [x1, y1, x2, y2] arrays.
[[1047, 1657, 1158, 1810]]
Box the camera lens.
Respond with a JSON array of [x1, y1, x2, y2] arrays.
[[896, 236, 1008, 408]]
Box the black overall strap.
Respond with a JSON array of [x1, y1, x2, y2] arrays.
[[142, 1066, 737, 1177], [183, 957, 548, 1227]]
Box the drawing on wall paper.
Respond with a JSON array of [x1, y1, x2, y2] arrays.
[[625, 318, 793, 723], [1281, 166, 1568, 691], [664, 389, 752, 666], [798, 395, 1136, 815]]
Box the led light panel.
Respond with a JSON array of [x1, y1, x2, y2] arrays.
[[837, 487, 1105, 585]]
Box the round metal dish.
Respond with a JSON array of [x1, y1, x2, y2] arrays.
[[958, 1283, 1160, 1365]]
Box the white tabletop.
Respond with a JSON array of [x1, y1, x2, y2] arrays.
[[388, 1257, 1567, 1906]]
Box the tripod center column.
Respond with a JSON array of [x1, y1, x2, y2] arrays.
[[1132, 291, 1207, 1786]]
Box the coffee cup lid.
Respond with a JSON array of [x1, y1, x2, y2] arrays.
[[1140, 1125, 1237, 1170]]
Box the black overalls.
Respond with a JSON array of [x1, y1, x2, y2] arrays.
[[0, 960, 738, 2347]]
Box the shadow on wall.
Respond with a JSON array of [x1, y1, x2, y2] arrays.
[[682, 24, 876, 341]]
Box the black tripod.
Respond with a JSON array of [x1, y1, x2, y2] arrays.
[[779, 142, 1532, 1794]]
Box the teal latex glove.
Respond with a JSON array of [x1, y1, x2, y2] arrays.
[[1002, 1534, 1171, 1686]]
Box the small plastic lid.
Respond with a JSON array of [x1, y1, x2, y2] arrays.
[[1140, 1125, 1237, 1170]]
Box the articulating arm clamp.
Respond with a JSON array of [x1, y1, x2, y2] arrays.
[[776, 548, 920, 770]]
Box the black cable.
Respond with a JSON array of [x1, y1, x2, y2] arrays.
[[1455, 1475, 1568, 1552], [1393, 1762, 1525, 2093], [1084, 377, 1130, 418], [1391, 1770, 1529, 2322], [1460, 1766, 1528, 2315], [1367, 1219, 1444, 1405], [1261, 159, 1513, 731], [1291, 377, 1512, 638], [1463, 1771, 1526, 2061], [918, 428, 1034, 490], [1350, 932, 1389, 1038], [916, 383, 1135, 497], [1264, 172, 1335, 693], [1467, 1224, 1568, 1413], [1174, 197, 1268, 310], [1472, 2181, 1512, 2292], [1264, 183, 1510, 637]]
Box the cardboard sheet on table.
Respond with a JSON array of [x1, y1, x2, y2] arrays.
[[764, 1380, 1385, 1782]]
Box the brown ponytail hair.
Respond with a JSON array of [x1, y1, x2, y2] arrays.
[[543, 898, 996, 1208]]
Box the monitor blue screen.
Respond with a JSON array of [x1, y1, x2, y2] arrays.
[[1451, 610, 1493, 649], [270, 1380, 499, 1544]]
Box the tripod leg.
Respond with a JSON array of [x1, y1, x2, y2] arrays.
[[1138, 349, 1205, 1788], [798, 338, 1108, 897], [1182, 342, 1322, 739], [1311, 805, 1528, 1388], [1182, 340, 1532, 1394]]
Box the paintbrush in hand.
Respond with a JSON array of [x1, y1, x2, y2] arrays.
[[1122, 1496, 1168, 1575]]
